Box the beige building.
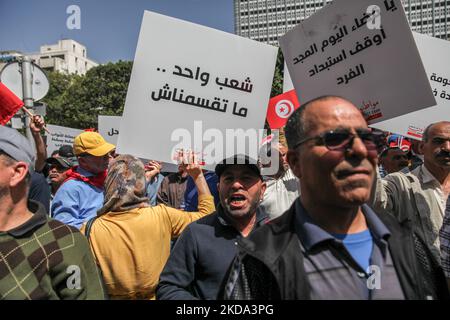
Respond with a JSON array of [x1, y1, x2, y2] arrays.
[[28, 39, 98, 75]]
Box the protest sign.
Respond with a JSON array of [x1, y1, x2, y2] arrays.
[[279, 0, 436, 124], [283, 62, 294, 93], [98, 115, 121, 145], [46, 124, 83, 156], [371, 32, 450, 140], [116, 11, 278, 168]]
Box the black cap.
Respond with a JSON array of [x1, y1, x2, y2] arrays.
[[46, 157, 73, 170], [58, 145, 75, 158], [215, 154, 261, 180]]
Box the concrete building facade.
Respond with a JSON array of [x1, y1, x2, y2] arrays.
[[234, 0, 450, 45], [28, 39, 98, 75]]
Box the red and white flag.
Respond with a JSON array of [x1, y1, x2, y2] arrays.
[[266, 89, 300, 129], [0, 82, 24, 125]]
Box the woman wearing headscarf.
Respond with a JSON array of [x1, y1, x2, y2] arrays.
[[81, 154, 214, 299]]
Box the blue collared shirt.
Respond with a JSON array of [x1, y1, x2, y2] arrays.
[[294, 199, 405, 300], [51, 167, 104, 229]]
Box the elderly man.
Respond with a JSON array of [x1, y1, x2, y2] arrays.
[[157, 154, 267, 300], [0, 126, 105, 299], [51, 131, 115, 228], [372, 122, 450, 269], [221, 96, 447, 300]]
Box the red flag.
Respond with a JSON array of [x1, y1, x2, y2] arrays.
[[266, 89, 300, 129], [0, 82, 24, 125]]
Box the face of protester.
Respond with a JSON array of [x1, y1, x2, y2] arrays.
[[288, 98, 378, 209], [382, 149, 409, 174], [48, 165, 68, 186], [420, 122, 450, 170], [260, 144, 289, 178], [278, 144, 289, 172], [218, 165, 266, 220], [78, 153, 111, 174]]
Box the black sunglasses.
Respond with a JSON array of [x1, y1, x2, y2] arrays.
[[293, 128, 381, 151]]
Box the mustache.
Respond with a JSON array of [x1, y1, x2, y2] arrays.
[[436, 150, 450, 158]]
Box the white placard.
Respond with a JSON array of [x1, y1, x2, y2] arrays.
[[116, 11, 278, 167], [283, 62, 294, 93], [279, 0, 436, 124], [371, 32, 450, 140], [98, 115, 121, 145], [46, 124, 83, 156]]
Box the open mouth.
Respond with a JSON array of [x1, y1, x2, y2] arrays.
[[229, 194, 247, 209]]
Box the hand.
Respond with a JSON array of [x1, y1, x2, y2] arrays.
[[178, 150, 204, 180], [30, 115, 45, 134], [144, 160, 162, 181]]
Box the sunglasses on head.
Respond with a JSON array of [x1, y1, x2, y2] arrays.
[[293, 128, 381, 151]]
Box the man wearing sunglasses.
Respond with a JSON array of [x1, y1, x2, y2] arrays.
[[222, 96, 447, 300]]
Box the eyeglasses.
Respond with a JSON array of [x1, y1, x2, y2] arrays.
[[292, 128, 380, 152]]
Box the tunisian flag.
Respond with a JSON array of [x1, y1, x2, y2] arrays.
[[266, 89, 300, 129], [0, 82, 24, 125]]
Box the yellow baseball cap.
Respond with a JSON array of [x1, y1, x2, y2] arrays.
[[73, 132, 115, 157]]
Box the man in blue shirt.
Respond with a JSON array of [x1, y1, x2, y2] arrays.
[[222, 96, 448, 300], [51, 132, 115, 229]]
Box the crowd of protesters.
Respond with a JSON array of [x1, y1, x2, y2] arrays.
[[0, 96, 449, 300]]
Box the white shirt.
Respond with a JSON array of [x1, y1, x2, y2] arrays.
[[421, 164, 446, 219], [261, 168, 300, 220]]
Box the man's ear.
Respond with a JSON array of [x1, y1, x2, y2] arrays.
[[9, 162, 29, 188], [418, 141, 426, 155], [287, 149, 302, 179]]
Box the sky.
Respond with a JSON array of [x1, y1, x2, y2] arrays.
[[0, 0, 235, 63]]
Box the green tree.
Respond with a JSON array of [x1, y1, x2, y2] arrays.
[[43, 60, 132, 129], [42, 71, 80, 126], [270, 48, 284, 98]]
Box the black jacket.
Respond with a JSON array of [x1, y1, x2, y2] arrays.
[[157, 205, 268, 300], [221, 201, 449, 300]]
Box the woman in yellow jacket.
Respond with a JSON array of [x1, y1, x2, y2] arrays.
[[81, 154, 215, 299]]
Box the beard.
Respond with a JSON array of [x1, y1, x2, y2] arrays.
[[222, 190, 262, 220]]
